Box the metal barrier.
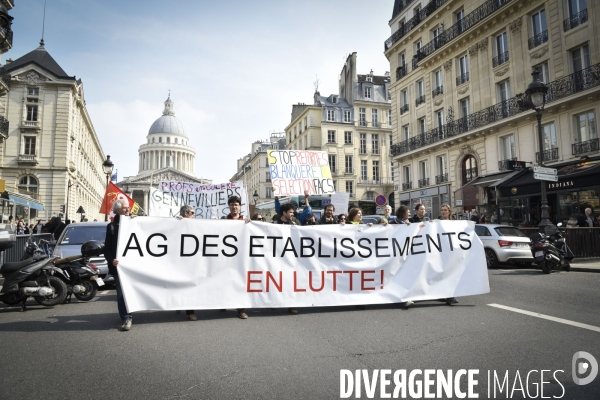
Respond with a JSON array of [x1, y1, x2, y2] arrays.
[[1, 234, 53, 263], [518, 227, 600, 259]]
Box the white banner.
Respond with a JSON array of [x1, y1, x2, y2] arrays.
[[116, 218, 489, 312], [148, 181, 249, 219]]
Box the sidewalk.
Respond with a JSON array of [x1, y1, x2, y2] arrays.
[[570, 258, 600, 273]]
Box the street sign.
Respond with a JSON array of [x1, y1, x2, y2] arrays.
[[533, 166, 557, 175], [534, 173, 558, 182], [375, 195, 387, 206]]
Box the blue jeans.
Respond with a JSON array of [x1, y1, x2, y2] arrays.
[[113, 273, 132, 322]]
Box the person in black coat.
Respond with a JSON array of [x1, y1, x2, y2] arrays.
[[409, 203, 426, 223], [318, 204, 338, 225]]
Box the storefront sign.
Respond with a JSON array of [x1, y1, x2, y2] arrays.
[[534, 172, 558, 182], [548, 180, 575, 189], [455, 200, 463, 206]]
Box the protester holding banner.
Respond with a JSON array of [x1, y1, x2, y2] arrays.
[[304, 214, 317, 225], [104, 199, 134, 331], [274, 190, 312, 225], [338, 214, 347, 224], [409, 203, 427, 223], [389, 206, 411, 225], [380, 205, 394, 224], [176, 205, 198, 321], [342, 208, 374, 227], [251, 213, 265, 222], [318, 204, 338, 225], [439, 204, 453, 221], [272, 203, 299, 315]]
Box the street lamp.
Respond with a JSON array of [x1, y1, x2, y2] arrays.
[[253, 190, 259, 204], [102, 155, 114, 221], [526, 69, 551, 233]]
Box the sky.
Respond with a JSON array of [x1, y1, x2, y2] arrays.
[[8, 0, 395, 184]]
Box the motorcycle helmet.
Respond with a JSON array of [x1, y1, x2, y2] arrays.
[[530, 232, 545, 243], [81, 240, 105, 257]]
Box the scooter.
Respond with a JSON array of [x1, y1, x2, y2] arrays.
[[530, 223, 571, 274]]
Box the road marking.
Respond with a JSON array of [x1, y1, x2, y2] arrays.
[[100, 290, 109, 295], [488, 303, 600, 333], [88, 297, 100, 302]]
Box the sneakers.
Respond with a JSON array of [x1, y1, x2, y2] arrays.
[[288, 308, 298, 315], [120, 319, 132, 331], [188, 314, 198, 321], [237, 310, 248, 319], [446, 297, 458, 305]]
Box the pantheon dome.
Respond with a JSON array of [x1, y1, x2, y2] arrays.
[[137, 96, 196, 175]]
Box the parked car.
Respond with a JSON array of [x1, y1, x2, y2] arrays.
[[474, 224, 533, 268], [53, 222, 113, 285], [0, 227, 17, 252], [362, 215, 384, 224]]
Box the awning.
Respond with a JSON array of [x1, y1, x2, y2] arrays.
[[498, 160, 600, 197], [8, 194, 45, 210], [471, 170, 520, 187]]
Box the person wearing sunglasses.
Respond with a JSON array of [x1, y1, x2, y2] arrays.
[[337, 214, 347, 225], [175, 204, 198, 320], [251, 213, 265, 221]]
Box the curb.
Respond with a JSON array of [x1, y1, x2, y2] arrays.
[[570, 267, 600, 273]]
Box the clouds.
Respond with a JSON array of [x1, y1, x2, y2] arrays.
[[9, 0, 394, 183]]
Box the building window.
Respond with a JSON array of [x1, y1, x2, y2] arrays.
[[344, 131, 352, 144], [416, 80, 425, 106], [459, 98, 470, 118], [462, 155, 478, 185], [332, 96, 338, 104], [344, 110, 352, 123], [388, 110, 392, 127], [175, 138, 178, 144], [265, 171, 271, 183], [328, 130, 336, 143], [433, 70, 443, 97], [533, 62, 550, 84], [372, 109, 378, 127], [418, 118, 426, 135], [500, 134, 515, 161], [327, 109, 335, 121], [167, 137, 170, 143], [494, 32, 509, 67], [364, 87, 371, 99], [345, 155, 353, 174], [457, 55, 469, 85], [419, 160, 428, 183], [152, 137, 155, 143], [265, 187, 272, 199], [571, 44, 590, 73], [436, 155, 447, 176], [159, 137, 162, 143], [304, 117, 307, 130], [18, 175, 38, 196], [27, 87, 39, 96], [26, 105, 38, 121], [329, 155, 336, 173], [574, 111, 596, 143], [403, 165, 411, 188], [530, 9, 547, 48], [23, 136, 36, 155], [359, 108, 366, 126], [435, 110, 444, 128], [389, 134, 393, 148], [346, 181, 353, 197], [361, 160, 368, 181], [372, 134, 380, 154], [391, 162, 395, 181], [373, 161, 380, 182], [497, 80, 511, 117], [402, 125, 410, 141], [359, 133, 367, 154], [456, 9, 465, 33]]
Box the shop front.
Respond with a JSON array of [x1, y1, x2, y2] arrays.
[[497, 161, 600, 227], [399, 185, 450, 220], [0, 191, 45, 226]]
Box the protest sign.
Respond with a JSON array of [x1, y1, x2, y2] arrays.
[[149, 181, 249, 219], [267, 150, 334, 196], [116, 218, 489, 311], [331, 192, 350, 214]]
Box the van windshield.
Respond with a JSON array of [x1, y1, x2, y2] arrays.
[[59, 226, 106, 245]]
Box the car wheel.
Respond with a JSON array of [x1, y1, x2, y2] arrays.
[[485, 249, 498, 269]]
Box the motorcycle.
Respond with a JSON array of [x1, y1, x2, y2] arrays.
[[530, 223, 572, 274]]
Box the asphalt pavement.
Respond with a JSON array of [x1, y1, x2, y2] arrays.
[[1, 268, 599, 400]]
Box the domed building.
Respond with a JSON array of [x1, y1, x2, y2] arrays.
[[120, 96, 211, 214]]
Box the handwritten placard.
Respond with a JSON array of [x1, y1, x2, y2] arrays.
[[267, 150, 334, 196], [331, 192, 350, 214]]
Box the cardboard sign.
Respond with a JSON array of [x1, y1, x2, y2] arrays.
[[267, 150, 334, 196]]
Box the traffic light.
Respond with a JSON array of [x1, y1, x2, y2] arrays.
[[60, 204, 66, 213]]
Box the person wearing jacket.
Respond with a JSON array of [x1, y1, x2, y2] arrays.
[[274, 190, 312, 225], [318, 204, 338, 225], [104, 199, 134, 331], [409, 203, 427, 223], [273, 203, 299, 315]]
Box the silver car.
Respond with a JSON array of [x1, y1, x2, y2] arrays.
[[474, 224, 533, 268], [53, 222, 112, 283]]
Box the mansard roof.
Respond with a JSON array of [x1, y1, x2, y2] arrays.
[[5, 42, 74, 79]]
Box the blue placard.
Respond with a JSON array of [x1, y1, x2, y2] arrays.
[[321, 199, 331, 205]]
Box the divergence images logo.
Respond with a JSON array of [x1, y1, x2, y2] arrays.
[[572, 351, 598, 386]]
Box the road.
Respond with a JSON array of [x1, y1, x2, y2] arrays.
[[1, 268, 599, 399]]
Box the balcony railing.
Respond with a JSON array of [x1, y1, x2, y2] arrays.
[[0, 67, 11, 89], [413, 0, 512, 65], [391, 62, 600, 157], [418, 178, 430, 188], [435, 173, 448, 184], [572, 138, 599, 155], [400, 104, 409, 115], [536, 147, 559, 163], [456, 72, 469, 86], [432, 85, 443, 98], [564, 9, 587, 32], [22, 120, 39, 128], [18, 154, 37, 163], [492, 51, 509, 68], [396, 64, 408, 81], [498, 158, 517, 171], [528, 30, 548, 50], [384, 0, 448, 51], [402, 182, 412, 190], [416, 95, 425, 107]]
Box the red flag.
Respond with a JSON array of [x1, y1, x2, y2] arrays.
[[99, 182, 140, 216]]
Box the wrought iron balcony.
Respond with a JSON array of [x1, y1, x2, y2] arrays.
[[390, 62, 600, 157], [498, 158, 517, 171], [435, 173, 448, 184], [416, 95, 425, 107], [400, 104, 409, 115], [418, 178, 430, 188], [572, 139, 599, 155], [412, 0, 512, 66], [432, 85, 443, 98], [492, 51, 509, 68], [564, 9, 587, 32], [456, 72, 469, 86], [402, 182, 412, 191], [384, 0, 448, 51], [396, 64, 408, 81], [536, 147, 559, 163], [528, 30, 548, 50]]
